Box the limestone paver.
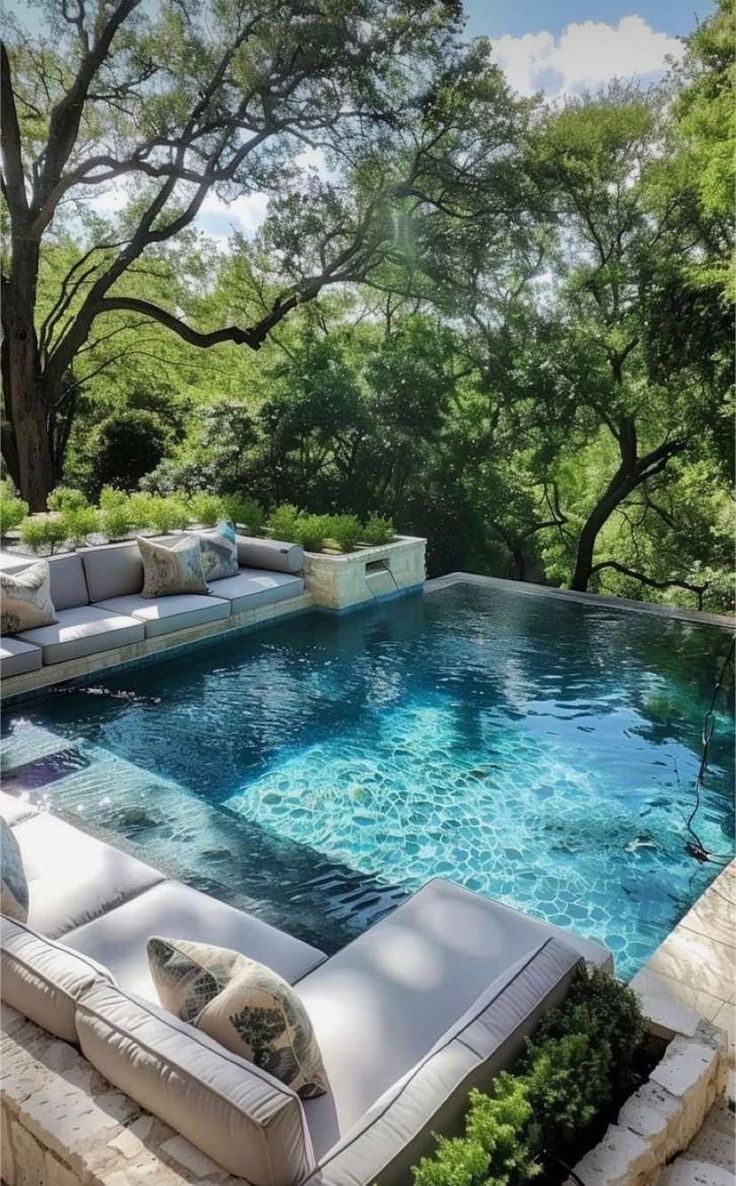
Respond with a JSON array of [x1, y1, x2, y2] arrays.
[[645, 928, 734, 1005], [682, 879, 736, 950], [687, 1122, 736, 1173], [661, 1158, 735, 1186]]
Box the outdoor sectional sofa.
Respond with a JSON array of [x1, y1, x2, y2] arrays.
[[0, 533, 305, 678], [0, 790, 612, 1186]]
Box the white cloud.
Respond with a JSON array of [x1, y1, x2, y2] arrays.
[[492, 16, 684, 98]]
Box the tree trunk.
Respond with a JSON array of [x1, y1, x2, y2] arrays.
[[2, 237, 55, 510]]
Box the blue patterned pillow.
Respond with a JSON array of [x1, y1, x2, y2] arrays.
[[197, 520, 239, 582], [1, 818, 28, 922]]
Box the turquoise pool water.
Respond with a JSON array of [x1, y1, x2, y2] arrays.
[[3, 581, 734, 976]]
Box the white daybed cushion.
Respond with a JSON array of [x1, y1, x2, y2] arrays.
[[64, 880, 326, 1000], [75, 982, 316, 1186], [304, 938, 583, 1186], [15, 605, 144, 664], [93, 592, 230, 637], [0, 914, 114, 1043], [296, 877, 610, 1138], [0, 636, 42, 677], [11, 813, 165, 938], [209, 567, 304, 614]]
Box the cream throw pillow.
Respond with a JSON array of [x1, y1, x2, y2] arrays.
[[147, 936, 327, 1098], [0, 560, 56, 634], [137, 536, 208, 598], [1, 818, 29, 922]]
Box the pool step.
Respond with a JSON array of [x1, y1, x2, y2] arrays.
[[1, 721, 406, 953]]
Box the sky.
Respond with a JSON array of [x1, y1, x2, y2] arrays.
[[41, 0, 710, 245], [196, 0, 714, 245]]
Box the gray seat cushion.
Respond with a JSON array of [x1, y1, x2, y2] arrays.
[[16, 604, 144, 664], [12, 813, 165, 938], [296, 877, 610, 1139], [80, 541, 143, 601], [0, 789, 38, 826], [64, 879, 326, 1001], [0, 636, 42, 677], [209, 567, 304, 614], [236, 536, 304, 574], [94, 592, 230, 637]]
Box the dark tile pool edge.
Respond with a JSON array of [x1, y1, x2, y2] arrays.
[[427, 572, 735, 630]]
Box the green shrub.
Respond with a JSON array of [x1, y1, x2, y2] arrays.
[[412, 968, 648, 1186], [100, 504, 131, 540], [147, 495, 189, 534], [295, 513, 332, 552], [99, 485, 128, 511], [361, 513, 395, 546], [47, 486, 89, 513], [189, 492, 226, 527], [20, 516, 67, 554], [413, 1079, 538, 1186], [266, 503, 301, 542], [0, 486, 29, 535], [221, 496, 265, 535], [60, 506, 100, 548], [127, 492, 155, 531], [328, 513, 362, 553]]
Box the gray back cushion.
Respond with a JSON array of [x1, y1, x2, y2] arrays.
[[81, 541, 143, 602], [236, 536, 304, 574], [0, 914, 114, 1043], [47, 553, 89, 609], [75, 983, 315, 1186]]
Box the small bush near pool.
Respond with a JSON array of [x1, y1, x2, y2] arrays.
[[412, 968, 649, 1186]]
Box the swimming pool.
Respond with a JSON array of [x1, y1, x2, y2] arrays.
[[3, 578, 733, 976]]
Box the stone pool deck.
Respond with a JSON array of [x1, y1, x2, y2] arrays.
[[631, 858, 735, 1185]]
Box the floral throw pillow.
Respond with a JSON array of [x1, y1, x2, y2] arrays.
[[137, 536, 208, 598], [147, 936, 327, 1099], [1, 818, 29, 922], [0, 560, 56, 635], [198, 520, 239, 582]]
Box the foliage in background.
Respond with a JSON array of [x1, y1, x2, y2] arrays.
[[2, 0, 732, 612], [412, 968, 649, 1186]]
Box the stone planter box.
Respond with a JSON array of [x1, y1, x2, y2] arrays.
[[302, 534, 426, 611], [564, 1018, 728, 1186]]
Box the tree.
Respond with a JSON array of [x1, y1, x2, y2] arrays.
[[1, 0, 465, 507]]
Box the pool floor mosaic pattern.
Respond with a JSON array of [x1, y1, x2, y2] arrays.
[[4, 583, 734, 977]]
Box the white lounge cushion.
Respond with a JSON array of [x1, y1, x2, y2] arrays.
[[0, 789, 37, 826], [16, 604, 144, 664], [80, 541, 143, 602], [236, 536, 304, 574], [305, 938, 583, 1186], [75, 982, 316, 1185], [0, 915, 114, 1043], [0, 636, 42, 677], [12, 813, 165, 938], [94, 592, 230, 637], [296, 877, 610, 1139], [64, 880, 326, 1000], [209, 567, 304, 614]]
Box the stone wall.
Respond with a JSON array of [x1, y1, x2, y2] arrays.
[[1, 1004, 247, 1186], [302, 535, 426, 611], [565, 1019, 729, 1186]]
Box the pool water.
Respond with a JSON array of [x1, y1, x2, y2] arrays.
[[3, 581, 734, 976]]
